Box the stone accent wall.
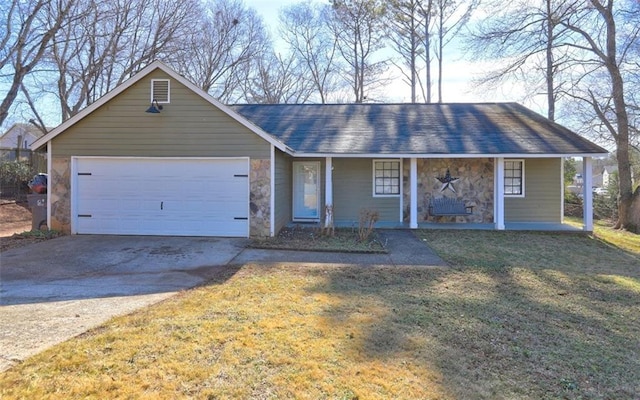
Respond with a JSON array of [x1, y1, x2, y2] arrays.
[[50, 157, 72, 233], [404, 158, 494, 223], [250, 159, 271, 237]]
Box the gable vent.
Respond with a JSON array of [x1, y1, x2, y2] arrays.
[[151, 79, 170, 103]]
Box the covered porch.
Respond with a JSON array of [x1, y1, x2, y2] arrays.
[[319, 156, 596, 232]]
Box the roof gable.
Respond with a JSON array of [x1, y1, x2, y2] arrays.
[[31, 61, 291, 153], [1, 123, 45, 148]]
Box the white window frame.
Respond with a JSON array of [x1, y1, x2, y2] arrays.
[[151, 79, 170, 103], [504, 159, 525, 197], [372, 159, 401, 197]]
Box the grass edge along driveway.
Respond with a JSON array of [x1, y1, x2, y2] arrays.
[[1, 228, 639, 399]]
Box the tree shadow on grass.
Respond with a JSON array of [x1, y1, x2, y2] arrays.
[[307, 264, 640, 399]]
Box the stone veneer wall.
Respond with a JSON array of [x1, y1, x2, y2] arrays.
[[48, 157, 272, 237], [403, 158, 494, 223], [50, 157, 72, 233], [249, 159, 271, 237]]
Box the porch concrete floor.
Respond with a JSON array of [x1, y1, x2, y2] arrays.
[[321, 220, 586, 232]]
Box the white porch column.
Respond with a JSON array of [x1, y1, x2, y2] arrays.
[[325, 157, 333, 226], [410, 158, 418, 229], [583, 156, 594, 231], [495, 157, 505, 230], [560, 157, 565, 222], [269, 145, 276, 236]]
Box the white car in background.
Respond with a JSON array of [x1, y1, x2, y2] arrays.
[[593, 187, 609, 196]]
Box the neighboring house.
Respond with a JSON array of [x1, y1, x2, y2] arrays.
[[0, 123, 45, 161], [32, 61, 607, 237], [574, 173, 583, 187], [602, 166, 617, 188]]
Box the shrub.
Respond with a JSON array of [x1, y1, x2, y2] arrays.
[[0, 160, 36, 198], [593, 171, 620, 221], [564, 192, 583, 218], [594, 192, 618, 221], [357, 208, 379, 242]]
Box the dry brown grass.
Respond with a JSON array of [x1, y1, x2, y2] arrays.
[[587, 218, 639, 254], [1, 231, 639, 399]]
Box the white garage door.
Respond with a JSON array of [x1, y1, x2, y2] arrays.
[[74, 157, 249, 237]]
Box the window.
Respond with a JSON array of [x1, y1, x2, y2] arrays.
[[151, 79, 170, 103], [504, 159, 524, 196], [373, 160, 400, 196]]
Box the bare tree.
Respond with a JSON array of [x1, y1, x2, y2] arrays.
[[559, 0, 640, 232], [279, 1, 341, 103], [386, 0, 425, 103], [388, 0, 476, 103], [173, 0, 269, 103], [432, 0, 478, 103], [468, 0, 574, 120], [420, 0, 436, 103], [243, 51, 314, 104], [472, 0, 639, 231], [43, 0, 201, 121], [328, 0, 389, 103], [0, 0, 76, 126]]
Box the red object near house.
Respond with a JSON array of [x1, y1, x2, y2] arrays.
[[28, 173, 47, 194]]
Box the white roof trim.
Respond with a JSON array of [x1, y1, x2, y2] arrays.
[[292, 152, 609, 158], [31, 61, 293, 154]]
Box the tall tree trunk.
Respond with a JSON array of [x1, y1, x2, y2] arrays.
[[0, 70, 27, 126], [353, 39, 360, 102], [595, 1, 637, 232], [437, 8, 443, 103], [410, 9, 416, 103], [545, 0, 555, 121], [425, 22, 431, 103]]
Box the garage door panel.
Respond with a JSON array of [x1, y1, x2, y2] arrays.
[[75, 158, 249, 237]]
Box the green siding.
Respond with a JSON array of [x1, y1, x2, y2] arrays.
[[333, 158, 399, 224], [274, 149, 292, 233], [505, 158, 562, 222], [52, 69, 270, 158]]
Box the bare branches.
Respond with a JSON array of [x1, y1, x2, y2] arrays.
[[0, 0, 76, 126], [386, 0, 425, 102], [173, 0, 269, 103], [243, 51, 314, 104], [328, 0, 389, 103], [279, 2, 342, 103]]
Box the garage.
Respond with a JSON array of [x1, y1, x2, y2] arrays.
[[73, 157, 249, 237]]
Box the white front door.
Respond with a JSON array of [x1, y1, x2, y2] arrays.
[[293, 161, 320, 220]]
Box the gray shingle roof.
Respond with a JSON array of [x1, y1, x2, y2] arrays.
[[230, 103, 607, 155]]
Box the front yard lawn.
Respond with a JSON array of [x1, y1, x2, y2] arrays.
[[1, 230, 638, 399]]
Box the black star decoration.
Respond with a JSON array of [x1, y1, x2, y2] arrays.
[[436, 169, 459, 193]]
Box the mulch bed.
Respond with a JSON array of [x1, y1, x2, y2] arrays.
[[251, 225, 387, 253]]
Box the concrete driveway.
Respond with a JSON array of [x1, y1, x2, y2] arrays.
[[0, 235, 248, 371], [0, 230, 445, 372]]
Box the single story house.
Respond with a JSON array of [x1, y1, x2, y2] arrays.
[[32, 61, 607, 237]]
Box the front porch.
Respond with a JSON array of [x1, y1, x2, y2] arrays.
[[313, 156, 596, 234]]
